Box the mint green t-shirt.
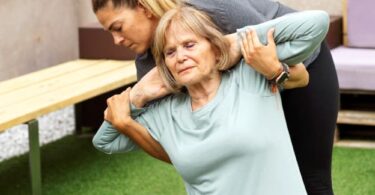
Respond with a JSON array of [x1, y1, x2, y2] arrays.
[[132, 61, 306, 194], [93, 11, 329, 195]]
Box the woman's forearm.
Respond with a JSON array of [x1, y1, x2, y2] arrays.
[[93, 120, 171, 163], [130, 67, 171, 108], [118, 119, 171, 163]]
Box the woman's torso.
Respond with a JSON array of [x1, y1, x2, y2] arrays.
[[137, 61, 306, 195]]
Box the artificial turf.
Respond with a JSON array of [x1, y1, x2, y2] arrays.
[[0, 135, 374, 195]]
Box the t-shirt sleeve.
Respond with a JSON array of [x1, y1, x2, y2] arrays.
[[92, 121, 139, 154], [129, 103, 164, 142], [231, 60, 272, 96], [91, 101, 168, 154]]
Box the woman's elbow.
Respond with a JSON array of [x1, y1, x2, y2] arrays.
[[318, 11, 329, 33], [313, 10, 330, 39], [297, 67, 310, 87], [92, 134, 114, 154], [301, 72, 310, 87]]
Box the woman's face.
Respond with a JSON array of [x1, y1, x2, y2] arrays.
[[163, 25, 219, 87], [95, 2, 158, 54]]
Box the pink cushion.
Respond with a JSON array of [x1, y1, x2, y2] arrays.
[[331, 46, 375, 90], [347, 0, 375, 48]]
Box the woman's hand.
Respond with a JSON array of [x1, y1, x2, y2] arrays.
[[239, 28, 281, 80], [283, 63, 309, 89], [130, 67, 171, 108], [105, 87, 133, 131], [239, 28, 309, 90]]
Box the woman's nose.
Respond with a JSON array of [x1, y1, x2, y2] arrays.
[[112, 33, 124, 45], [176, 49, 186, 63]]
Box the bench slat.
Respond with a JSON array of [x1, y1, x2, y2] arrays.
[[337, 110, 375, 126], [0, 60, 136, 132], [0, 60, 127, 109], [0, 60, 101, 95]]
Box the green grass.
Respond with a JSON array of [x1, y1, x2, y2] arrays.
[[0, 135, 185, 195], [0, 135, 374, 195], [332, 147, 375, 195]]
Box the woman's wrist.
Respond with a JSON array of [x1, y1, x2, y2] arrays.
[[223, 33, 241, 69], [266, 62, 283, 80], [129, 84, 148, 108]]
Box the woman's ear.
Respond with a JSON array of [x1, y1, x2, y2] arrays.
[[137, 2, 154, 18], [145, 9, 154, 18], [213, 47, 221, 62]]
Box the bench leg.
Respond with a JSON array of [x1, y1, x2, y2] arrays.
[[28, 120, 42, 195], [74, 104, 83, 135]]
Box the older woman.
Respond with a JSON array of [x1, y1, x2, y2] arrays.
[[93, 6, 329, 194]]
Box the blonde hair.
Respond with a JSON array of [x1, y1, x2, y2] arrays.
[[92, 0, 179, 18], [152, 6, 230, 92], [139, 0, 179, 18]]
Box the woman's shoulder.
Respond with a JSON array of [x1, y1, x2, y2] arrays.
[[225, 60, 273, 96], [147, 92, 189, 112]]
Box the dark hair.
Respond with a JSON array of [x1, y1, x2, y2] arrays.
[[92, 0, 138, 13]]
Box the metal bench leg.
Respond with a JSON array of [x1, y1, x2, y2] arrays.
[[28, 120, 42, 195], [74, 104, 83, 135]]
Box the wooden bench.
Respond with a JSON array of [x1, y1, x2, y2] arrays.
[[0, 59, 136, 195]]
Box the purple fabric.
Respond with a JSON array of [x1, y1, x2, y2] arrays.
[[347, 0, 375, 48], [331, 46, 375, 90]]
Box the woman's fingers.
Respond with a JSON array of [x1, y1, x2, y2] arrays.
[[239, 32, 249, 59], [249, 28, 261, 48], [241, 28, 264, 63], [104, 108, 108, 120], [120, 87, 132, 112], [240, 30, 254, 62], [104, 87, 133, 126], [245, 29, 254, 53], [238, 27, 282, 80], [267, 28, 276, 47]]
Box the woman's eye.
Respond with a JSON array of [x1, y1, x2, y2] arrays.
[[185, 42, 195, 48], [113, 26, 122, 32], [165, 50, 175, 56]]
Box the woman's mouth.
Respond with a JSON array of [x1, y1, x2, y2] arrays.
[[178, 66, 194, 74]]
